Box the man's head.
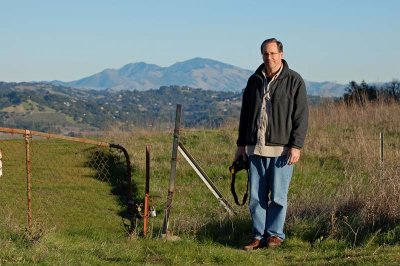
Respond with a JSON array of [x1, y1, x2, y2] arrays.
[[260, 38, 284, 76]]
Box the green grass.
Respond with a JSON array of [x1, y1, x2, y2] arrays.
[[1, 234, 400, 265], [1, 102, 400, 264]]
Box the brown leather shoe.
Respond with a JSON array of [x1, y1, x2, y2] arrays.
[[243, 239, 263, 251], [266, 236, 283, 248]]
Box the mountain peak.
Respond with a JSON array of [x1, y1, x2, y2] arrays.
[[54, 58, 253, 92], [171, 57, 237, 69]]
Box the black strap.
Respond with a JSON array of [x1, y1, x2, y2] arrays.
[[230, 168, 249, 206]]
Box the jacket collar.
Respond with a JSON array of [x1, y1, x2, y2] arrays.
[[254, 59, 289, 80]]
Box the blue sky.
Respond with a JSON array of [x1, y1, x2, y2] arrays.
[[1, 0, 399, 84]]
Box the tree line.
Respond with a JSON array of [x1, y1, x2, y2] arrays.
[[342, 80, 400, 105]]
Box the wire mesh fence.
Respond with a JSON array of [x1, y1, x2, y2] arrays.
[[0, 128, 135, 238]]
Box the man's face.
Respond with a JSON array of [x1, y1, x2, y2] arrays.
[[262, 42, 283, 74]]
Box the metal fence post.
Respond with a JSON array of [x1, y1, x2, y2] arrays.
[[162, 104, 181, 236], [24, 130, 32, 231], [143, 144, 150, 236], [380, 131, 384, 163]]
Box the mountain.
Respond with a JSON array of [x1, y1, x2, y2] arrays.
[[51, 57, 347, 96], [53, 58, 253, 92], [305, 81, 346, 97]]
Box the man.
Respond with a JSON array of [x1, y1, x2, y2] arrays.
[[235, 38, 308, 250]]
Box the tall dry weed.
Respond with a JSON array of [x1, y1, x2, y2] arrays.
[[288, 101, 400, 244]]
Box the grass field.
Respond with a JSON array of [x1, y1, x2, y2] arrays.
[[0, 101, 399, 265]]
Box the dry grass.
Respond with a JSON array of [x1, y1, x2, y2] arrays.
[[287, 101, 400, 245]]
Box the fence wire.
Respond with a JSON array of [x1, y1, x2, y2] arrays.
[[0, 128, 134, 237]]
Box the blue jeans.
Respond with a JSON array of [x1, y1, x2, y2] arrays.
[[248, 154, 293, 241]]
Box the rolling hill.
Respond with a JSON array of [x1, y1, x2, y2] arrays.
[[0, 82, 244, 133]]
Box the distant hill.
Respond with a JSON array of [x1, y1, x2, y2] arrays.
[[305, 80, 346, 97], [51, 58, 346, 96], [52, 58, 253, 92], [0, 82, 244, 133]]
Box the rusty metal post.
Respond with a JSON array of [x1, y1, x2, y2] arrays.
[[24, 130, 32, 230], [143, 145, 150, 236], [161, 104, 181, 236]]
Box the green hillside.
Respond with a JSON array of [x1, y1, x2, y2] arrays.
[[0, 82, 245, 134]]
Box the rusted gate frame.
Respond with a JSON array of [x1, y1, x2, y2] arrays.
[[0, 127, 135, 232]]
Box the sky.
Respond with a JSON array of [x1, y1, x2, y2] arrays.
[[1, 0, 399, 84]]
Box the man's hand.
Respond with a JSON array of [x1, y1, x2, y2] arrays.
[[234, 146, 247, 161], [288, 147, 301, 165]]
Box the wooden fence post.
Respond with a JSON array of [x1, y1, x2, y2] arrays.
[[161, 104, 181, 237]]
